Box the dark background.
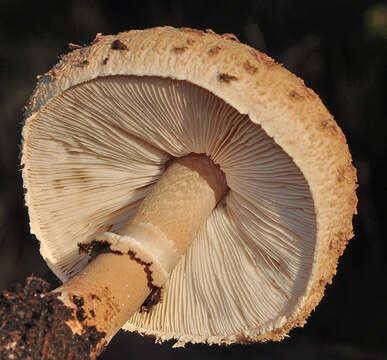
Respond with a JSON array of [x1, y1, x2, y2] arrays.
[[0, 1, 386, 359]]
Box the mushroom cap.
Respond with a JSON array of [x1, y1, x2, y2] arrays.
[[22, 27, 357, 345]]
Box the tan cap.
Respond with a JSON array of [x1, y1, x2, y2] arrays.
[[22, 27, 357, 345]]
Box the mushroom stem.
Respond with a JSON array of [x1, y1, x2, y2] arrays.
[[54, 153, 227, 355]]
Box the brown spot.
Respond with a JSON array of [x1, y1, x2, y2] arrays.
[[208, 46, 221, 56], [90, 310, 95, 318], [102, 57, 109, 65], [68, 43, 82, 50], [72, 168, 91, 183], [172, 46, 188, 54], [289, 90, 303, 100], [91, 294, 101, 301], [111, 39, 128, 50], [180, 27, 204, 36], [53, 179, 64, 190], [243, 60, 258, 74], [218, 73, 238, 83], [221, 33, 239, 42], [186, 38, 195, 45]]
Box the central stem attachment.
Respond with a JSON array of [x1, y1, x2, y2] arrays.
[[55, 153, 227, 355]]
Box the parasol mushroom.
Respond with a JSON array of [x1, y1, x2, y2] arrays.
[[19, 26, 357, 356]]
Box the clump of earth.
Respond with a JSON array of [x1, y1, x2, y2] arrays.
[[0, 277, 105, 359]]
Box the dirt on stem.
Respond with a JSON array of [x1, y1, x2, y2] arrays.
[[0, 277, 106, 360]]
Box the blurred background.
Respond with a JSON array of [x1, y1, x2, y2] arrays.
[[0, 0, 386, 359]]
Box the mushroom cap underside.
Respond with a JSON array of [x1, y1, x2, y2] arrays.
[[22, 27, 357, 345]]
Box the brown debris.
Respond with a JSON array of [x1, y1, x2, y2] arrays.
[[0, 277, 106, 360], [218, 73, 238, 83], [140, 287, 162, 313], [289, 90, 303, 100], [111, 39, 128, 51], [72, 295, 87, 321]]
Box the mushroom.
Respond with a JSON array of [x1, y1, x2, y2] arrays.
[[21, 26, 357, 355]]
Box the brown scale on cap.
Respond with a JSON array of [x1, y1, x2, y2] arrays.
[[111, 39, 128, 50], [172, 46, 188, 54], [218, 72, 238, 83], [208, 46, 221, 55], [243, 60, 258, 74]]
